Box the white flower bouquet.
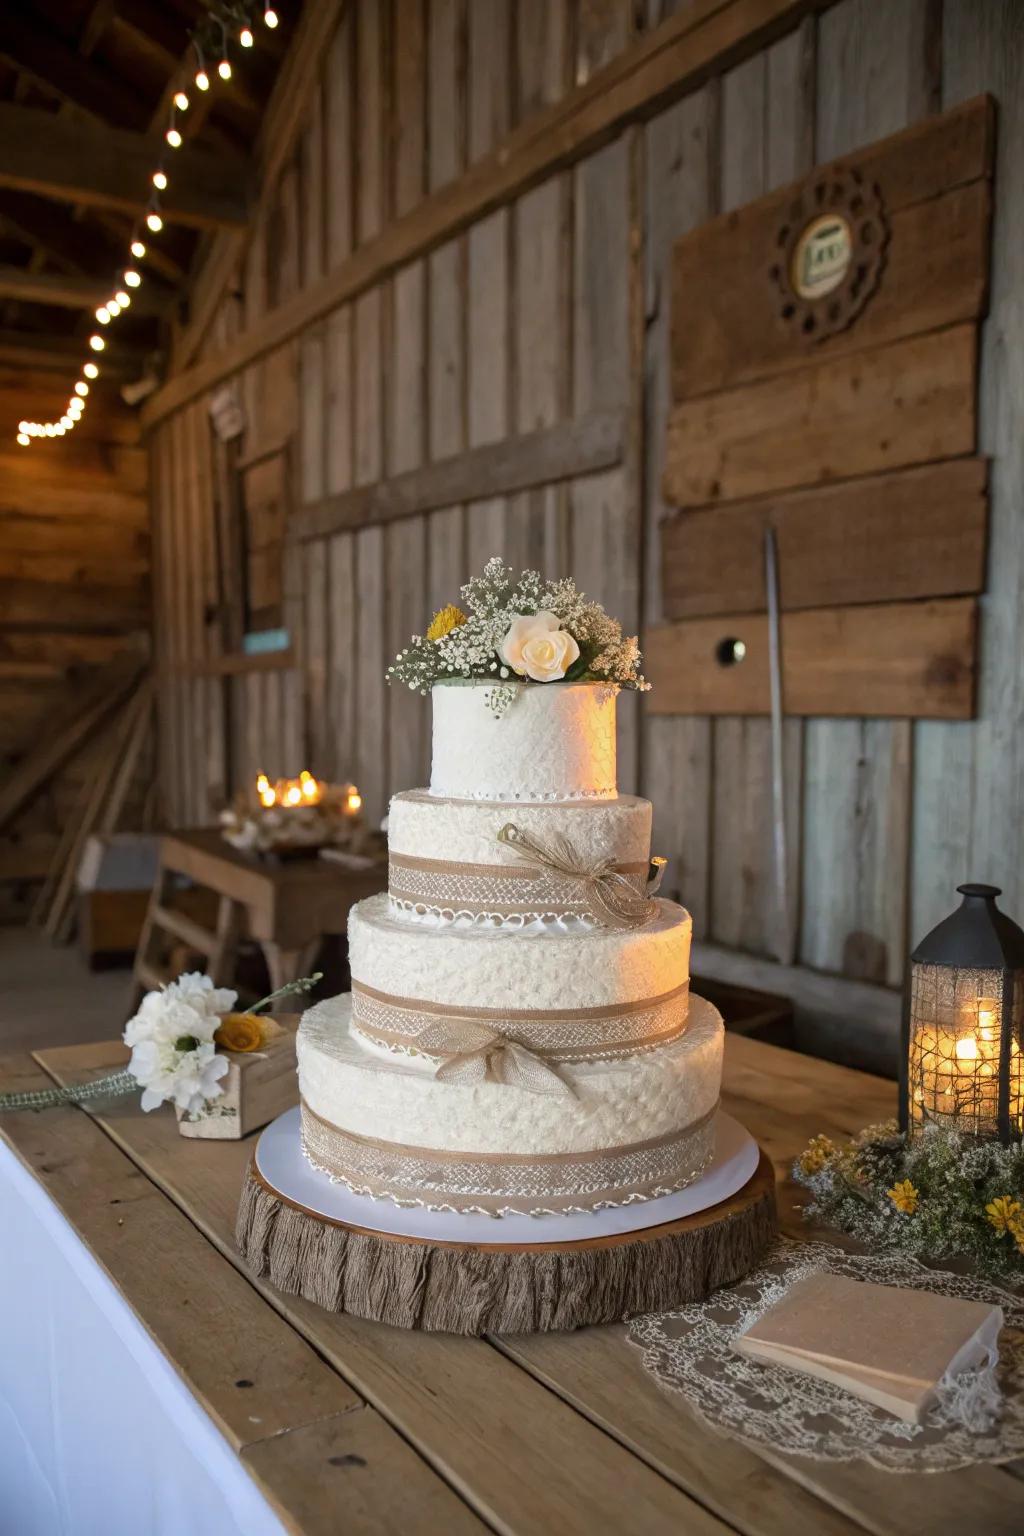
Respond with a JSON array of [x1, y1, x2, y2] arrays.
[[386, 556, 649, 715]]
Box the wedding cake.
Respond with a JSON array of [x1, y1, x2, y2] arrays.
[[296, 560, 724, 1216]]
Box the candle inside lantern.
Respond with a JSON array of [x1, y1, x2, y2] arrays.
[[911, 993, 1023, 1134], [345, 786, 362, 813]]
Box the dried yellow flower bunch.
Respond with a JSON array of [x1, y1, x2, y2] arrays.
[[426, 605, 467, 641]]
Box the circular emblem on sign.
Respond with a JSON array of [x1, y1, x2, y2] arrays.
[[770, 167, 887, 343]]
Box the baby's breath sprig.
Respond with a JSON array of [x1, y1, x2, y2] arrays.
[[385, 556, 649, 714]]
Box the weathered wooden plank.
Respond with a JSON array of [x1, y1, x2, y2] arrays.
[[641, 81, 718, 937], [576, 0, 636, 83], [324, 2, 355, 263], [571, 133, 637, 788], [354, 525, 388, 824], [292, 409, 625, 539], [514, 178, 570, 432], [144, 0, 837, 426], [799, 0, 942, 991], [466, 2, 511, 453], [646, 597, 977, 719], [670, 96, 994, 400], [386, 517, 429, 797], [662, 457, 989, 618], [241, 1409, 486, 1536], [324, 305, 354, 495], [354, 289, 384, 486], [664, 323, 978, 507], [357, 0, 386, 244], [0, 103, 251, 228], [910, 0, 1024, 951], [0, 1055, 360, 1452], [328, 532, 358, 785], [427, 0, 467, 464]]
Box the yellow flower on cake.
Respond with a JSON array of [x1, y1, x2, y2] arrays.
[[500, 611, 580, 682], [985, 1194, 1023, 1235], [888, 1179, 919, 1215], [215, 1012, 265, 1053], [426, 605, 467, 641]]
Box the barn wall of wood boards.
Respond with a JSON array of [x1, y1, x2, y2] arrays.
[[0, 390, 150, 924], [145, 0, 1024, 1070]]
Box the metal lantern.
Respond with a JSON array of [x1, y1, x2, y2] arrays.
[[901, 884, 1024, 1143]]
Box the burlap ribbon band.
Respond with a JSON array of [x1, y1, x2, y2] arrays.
[[352, 977, 691, 1094], [389, 823, 667, 926], [300, 1098, 719, 1215]]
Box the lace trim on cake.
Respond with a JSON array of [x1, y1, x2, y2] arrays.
[[351, 978, 691, 1061], [426, 785, 618, 803], [388, 898, 600, 929], [389, 850, 649, 924], [300, 1098, 718, 1217]]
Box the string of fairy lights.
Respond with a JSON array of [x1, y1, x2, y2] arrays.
[[15, 2, 282, 448]]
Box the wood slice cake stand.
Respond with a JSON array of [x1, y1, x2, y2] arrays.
[[237, 1110, 777, 1334]]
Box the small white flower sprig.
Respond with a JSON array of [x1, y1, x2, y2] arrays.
[[386, 556, 649, 716]]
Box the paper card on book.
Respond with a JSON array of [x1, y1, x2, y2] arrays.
[[734, 1271, 1003, 1423]]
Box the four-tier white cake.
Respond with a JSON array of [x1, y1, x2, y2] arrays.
[[297, 678, 724, 1217]]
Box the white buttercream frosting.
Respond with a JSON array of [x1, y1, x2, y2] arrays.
[[389, 789, 652, 866], [349, 892, 691, 1014], [297, 992, 724, 1156], [429, 681, 618, 801]]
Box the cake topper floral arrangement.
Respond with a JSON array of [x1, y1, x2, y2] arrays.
[[386, 556, 649, 715]]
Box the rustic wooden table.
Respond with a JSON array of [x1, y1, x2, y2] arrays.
[[3, 1034, 1023, 1536], [135, 828, 385, 995]]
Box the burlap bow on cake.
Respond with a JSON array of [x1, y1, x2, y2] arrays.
[[416, 1017, 574, 1096], [496, 823, 665, 929]]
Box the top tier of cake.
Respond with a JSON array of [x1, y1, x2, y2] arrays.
[[429, 681, 617, 802]]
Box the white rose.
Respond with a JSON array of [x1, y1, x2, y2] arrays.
[[499, 612, 579, 681], [520, 628, 580, 682]]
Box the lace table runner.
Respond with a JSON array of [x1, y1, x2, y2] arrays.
[[627, 1237, 1024, 1472]]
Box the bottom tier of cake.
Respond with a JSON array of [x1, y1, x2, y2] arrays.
[[296, 993, 723, 1215]]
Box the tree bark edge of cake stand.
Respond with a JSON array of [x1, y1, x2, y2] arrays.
[[235, 1150, 778, 1335]]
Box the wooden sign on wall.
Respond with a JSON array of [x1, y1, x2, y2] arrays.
[[646, 94, 994, 721]]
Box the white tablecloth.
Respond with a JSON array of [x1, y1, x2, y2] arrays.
[[0, 1139, 287, 1536]]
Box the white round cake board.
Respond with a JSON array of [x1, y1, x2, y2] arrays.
[[254, 1107, 759, 1246]]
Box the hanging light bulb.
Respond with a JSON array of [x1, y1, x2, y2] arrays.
[[195, 68, 210, 91], [18, 420, 29, 433], [44, 423, 57, 437], [130, 240, 146, 259], [16, 432, 29, 446], [146, 212, 163, 232], [166, 127, 182, 148], [240, 26, 254, 47], [218, 57, 232, 80], [75, 382, 89, 396], [124, 269, 141, 288], [54, 423, 66, 436], [60, 415, 73, 429], [115, 290, 129, 308], [152, 170, 168, 191], [83, 362, 99, 379], [264, 8, 279, 28], [174, 90, 189, 111], [107, 299, 121, 317], [96, 306, 110, 323], [89, 334, 105, 351]]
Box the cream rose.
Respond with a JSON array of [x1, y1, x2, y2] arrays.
[[520, 629, 580, 682], [499, 611, 559, 674], [499, 611, 580, 683]]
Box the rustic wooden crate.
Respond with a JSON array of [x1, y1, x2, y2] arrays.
[[175, 1016, 297, 1140]]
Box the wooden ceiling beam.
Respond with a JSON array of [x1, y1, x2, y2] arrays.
[[0, 329, 148, 379], [0, 265, 174, 317], [0, 9, 151, 129], [0, 105, 251, 231]]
